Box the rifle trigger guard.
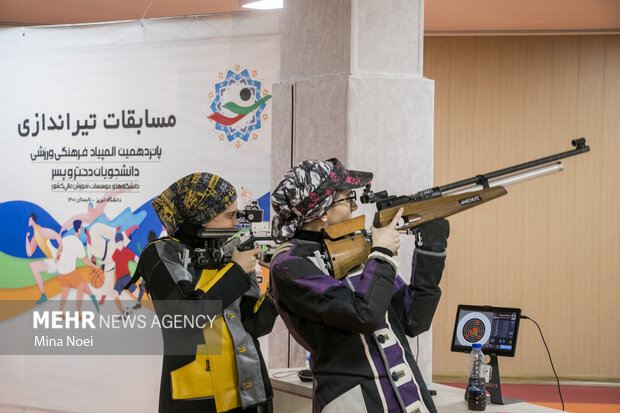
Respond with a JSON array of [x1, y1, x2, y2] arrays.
[[476, 174, 490, 188]]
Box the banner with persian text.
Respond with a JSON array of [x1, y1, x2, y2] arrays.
[[0, 13, 279, 319]]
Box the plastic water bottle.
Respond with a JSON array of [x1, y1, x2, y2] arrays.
[[466, 343, 487, 411], [297, 351, 313, 382]]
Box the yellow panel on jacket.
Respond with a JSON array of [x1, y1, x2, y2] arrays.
[[170, 267, 242, 412]]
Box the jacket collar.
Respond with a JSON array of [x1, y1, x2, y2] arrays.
[[294, 229, 323, 243]]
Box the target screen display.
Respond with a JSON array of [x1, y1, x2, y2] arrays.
[[450, 305, 521, 357]]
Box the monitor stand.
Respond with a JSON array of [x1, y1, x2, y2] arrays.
[[486, 353, 523, 405]]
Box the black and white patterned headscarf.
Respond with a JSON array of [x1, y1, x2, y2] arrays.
[[271, 158, 373, 242], [152, 172, 237, 233]]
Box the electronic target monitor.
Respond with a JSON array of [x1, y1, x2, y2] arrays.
[[450, 304, 522, 357]]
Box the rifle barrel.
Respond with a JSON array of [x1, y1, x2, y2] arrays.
[[439, 139, 589, 193], [196, 228, 239, 238], [445, 162, 564, 196]]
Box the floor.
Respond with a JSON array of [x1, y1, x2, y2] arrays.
[[442, 382, 620, 413], [2, 383, 619, 412]]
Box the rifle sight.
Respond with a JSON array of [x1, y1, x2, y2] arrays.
[[359, 184, 376, 204]]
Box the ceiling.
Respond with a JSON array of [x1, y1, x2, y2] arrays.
[[1, 0, 619, 33]]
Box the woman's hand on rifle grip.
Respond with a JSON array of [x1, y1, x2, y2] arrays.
[[232, 247, 262, 274], [371, 208, 404, 254]]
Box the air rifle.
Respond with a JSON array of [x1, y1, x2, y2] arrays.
[[192, 208, 277, 270], [322, 138, 590, 279], [123, 208, 275, 293]]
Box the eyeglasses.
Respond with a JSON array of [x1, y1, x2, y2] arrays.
[[333, 192, 357, 207]]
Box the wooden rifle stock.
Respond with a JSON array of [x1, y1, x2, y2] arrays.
[[373, 186, 507, 229], [324, 235, 371, 280], [321, 216, 369, 279]]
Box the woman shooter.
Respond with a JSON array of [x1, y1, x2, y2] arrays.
[[269, 159, 450, 413], [135, 172, 277, 413]]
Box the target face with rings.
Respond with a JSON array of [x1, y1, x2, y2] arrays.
[[456, 311, 492, 346], [463, 318, 485, 342]]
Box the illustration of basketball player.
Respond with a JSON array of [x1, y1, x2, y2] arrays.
[[57, 220, 100, 314], [110, 232, 139, 317], [25, 213, 63, 304], [85, 223, 138, 305]]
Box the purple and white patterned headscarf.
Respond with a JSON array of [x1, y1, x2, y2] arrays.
[[271, 158, 373, 242]]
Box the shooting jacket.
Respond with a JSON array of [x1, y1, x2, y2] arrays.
[[135, 236, 278, 413], [270, 231, 446, 413]]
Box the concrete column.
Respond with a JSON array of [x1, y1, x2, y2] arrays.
[[271, 0, 435, 382]]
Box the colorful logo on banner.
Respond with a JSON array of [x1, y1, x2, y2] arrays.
[[208, 67, 272, 147]]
